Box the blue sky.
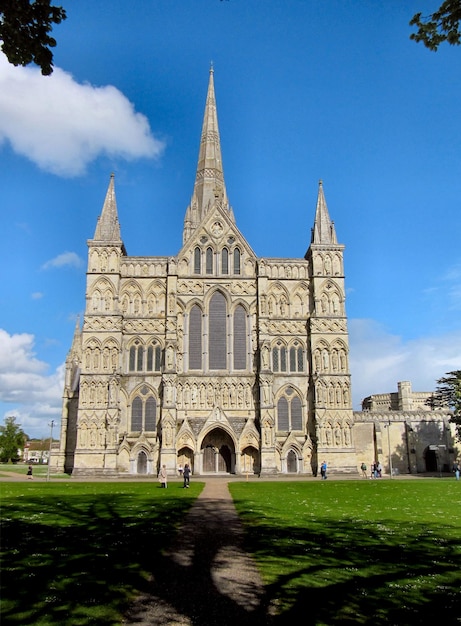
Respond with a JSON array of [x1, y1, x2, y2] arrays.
[[1, 0, 460, 438]]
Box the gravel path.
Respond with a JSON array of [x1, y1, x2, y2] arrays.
[[122, 479, 271, 625]]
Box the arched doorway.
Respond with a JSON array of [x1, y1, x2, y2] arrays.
[[178, 447, 194, 473], [241, 446, 260, 474], [201, 428, 235, 473], [287, 449, 297, 473], [137, 450, 147, 474]]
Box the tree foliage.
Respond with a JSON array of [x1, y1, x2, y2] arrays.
[[410, 0, 461, 50], [0, 416, 26, 463], [426, 370, 461, 440], [0, 0, 66, 76]]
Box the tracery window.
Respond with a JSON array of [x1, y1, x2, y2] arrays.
[[129, 340, 144, 372], [289, 343, 304, 372], [131, 386, 157, 432], [277, 387, 303, 431]]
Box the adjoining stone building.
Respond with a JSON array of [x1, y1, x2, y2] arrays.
[[54, 70, 458, 477]]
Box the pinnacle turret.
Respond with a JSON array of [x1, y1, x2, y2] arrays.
[[93, 174, 123, 242], [311, 180, 337, 245]]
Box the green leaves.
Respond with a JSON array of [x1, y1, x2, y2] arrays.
[[410, 1, 461, 51], [0, 0, 67, 75]]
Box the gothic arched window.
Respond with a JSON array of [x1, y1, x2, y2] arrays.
[[131, 390, 157, 432], [206, 247, 213, 274], [129, 340, 144, 372], [146, 341, 162, 372], [233, 305, 246, 370], [233, 248, 241, 275], [277, 387, 303, 431], [189, 305, 202, 370], [209, 292, 227, 369], [221, 248, 229, 275], [272, 341, 287, 373], [194, 247, 201, 274], [289, 344, 304, 372], [131, 396, 143, 431]]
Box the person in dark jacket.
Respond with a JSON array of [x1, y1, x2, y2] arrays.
[[183, 463, 191, 488]]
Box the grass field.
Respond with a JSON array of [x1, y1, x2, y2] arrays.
[[0, 481, 203, 625], [229, 480, 461, 624], [1, 479, 460, 625]]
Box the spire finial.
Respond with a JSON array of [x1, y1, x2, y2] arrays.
[[210, 60, 214, 73]]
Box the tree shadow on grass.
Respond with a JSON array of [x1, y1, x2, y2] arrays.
[[242, 515, 461, 625], [1, 487, 199, 625]]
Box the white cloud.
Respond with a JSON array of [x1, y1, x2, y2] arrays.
[[0, 53, 164, 176], [41, 251, 83, 270], [31, 292, 44, 300], [349, 319, 461, 409], [0, 330, 63, 438]]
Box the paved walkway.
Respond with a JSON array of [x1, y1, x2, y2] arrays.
[[122, 479, 271, 626]]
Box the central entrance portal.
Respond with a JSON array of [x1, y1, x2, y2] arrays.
[[201, 428, 235, 473]]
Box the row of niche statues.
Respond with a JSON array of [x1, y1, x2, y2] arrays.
[[318, 291, 343, 315], [314, 347, 348, 373], [89, 286, 167, 316], [175, 381, 253, 410], [260, 292, 307, 318], [77, 416, 119, 448], [84, 345, 119, 372], [316, 422, 352, 448], [313, 253, 342, 276], [79, 378, 119, 407], [315, 382, 350, 408]]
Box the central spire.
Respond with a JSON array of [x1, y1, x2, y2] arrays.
[[183, 68, 232, 243]]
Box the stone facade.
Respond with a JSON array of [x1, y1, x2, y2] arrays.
[[53, 70, 459, 477]]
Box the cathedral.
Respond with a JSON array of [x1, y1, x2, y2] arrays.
[[55, 70, 457, 477]]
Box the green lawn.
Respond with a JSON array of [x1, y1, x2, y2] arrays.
[[2, 479, 460, 625], [229, 480, 461, 624], [0, 481, 203, 625]]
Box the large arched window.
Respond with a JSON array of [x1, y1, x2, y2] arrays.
[[277, 387, 303, 431], [189, 305, 202, 370], [131, 389, 157, 432], [209, 292, 227, 369], [233, 305, 246, 370]]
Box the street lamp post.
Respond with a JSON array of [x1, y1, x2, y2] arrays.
[[46, 420, 54, 482], [387, 419, 393, 479]]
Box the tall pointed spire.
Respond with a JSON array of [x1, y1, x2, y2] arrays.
[[93, 173, 122, 242], [311, 180, 337, 244], [183, 67, 232, 242]]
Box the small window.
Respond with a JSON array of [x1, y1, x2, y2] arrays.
[[221, 248, 229, 274], [233, 248, 241, 275], [194, 247, 201, 274], [206, 247, 213, 274]]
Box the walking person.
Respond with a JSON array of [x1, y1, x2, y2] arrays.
[[183, 463, 191, 488], [158, 464, 168, 488], [453, 460, 460, 481], [320, 460, 327, 480], [27, 465, 33, 480], [360, 462, 367, 478]]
